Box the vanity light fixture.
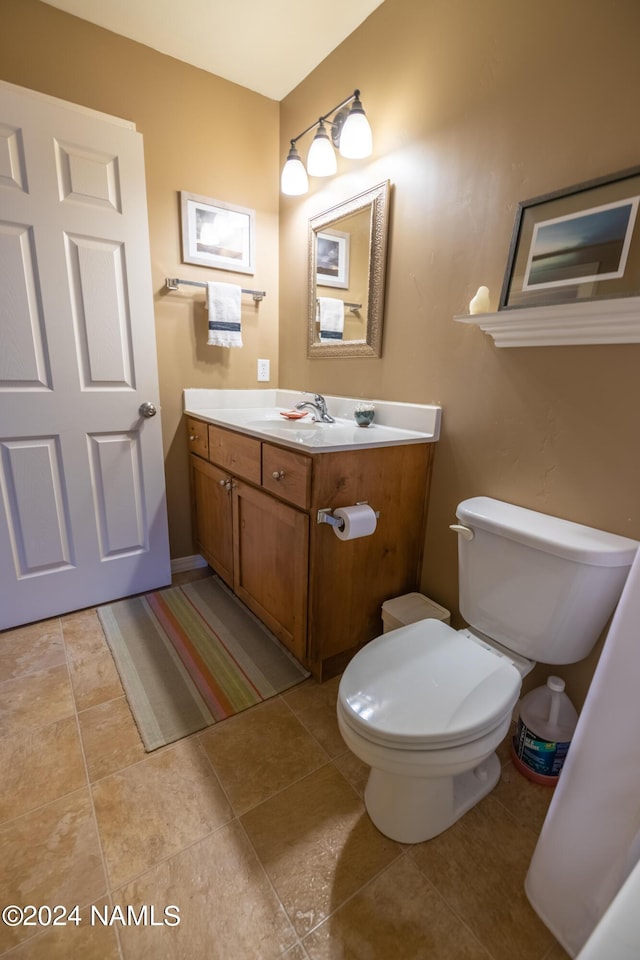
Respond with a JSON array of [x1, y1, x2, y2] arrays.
[[281, 90, 373, 196], [307, 120, 337, 177]]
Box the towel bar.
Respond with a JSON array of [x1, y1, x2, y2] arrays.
[[315, 297, 361, 313], [166, 277, 266, 301]]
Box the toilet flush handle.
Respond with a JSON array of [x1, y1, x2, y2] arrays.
[[449, 523, 474, 541]]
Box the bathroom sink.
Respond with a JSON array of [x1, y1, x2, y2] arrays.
[[183, 391, 441, 452], [244, 416, 369, 446], [188, 409, 434, 450], [244, 416, 321, 430]]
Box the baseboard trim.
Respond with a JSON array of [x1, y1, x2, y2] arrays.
[[170, 554, 208, 574]]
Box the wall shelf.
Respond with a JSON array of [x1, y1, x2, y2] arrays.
[[454, 296, 640, 347]]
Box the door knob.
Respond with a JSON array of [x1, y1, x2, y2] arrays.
[[139, 402, 157, 418]]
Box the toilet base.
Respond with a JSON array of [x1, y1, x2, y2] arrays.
[[364, 752, 501, 843]]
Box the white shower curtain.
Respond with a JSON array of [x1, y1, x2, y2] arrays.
[[525, 547, 640, 956]]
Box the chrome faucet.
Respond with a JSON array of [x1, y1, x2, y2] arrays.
[[295, 393, 335, 423]]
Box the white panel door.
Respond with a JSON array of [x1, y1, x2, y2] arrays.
[[0, 81, 171, 630]]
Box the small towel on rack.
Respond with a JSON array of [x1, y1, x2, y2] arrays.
[[317, 297, 344, 341], [206, 281, 242, 348]]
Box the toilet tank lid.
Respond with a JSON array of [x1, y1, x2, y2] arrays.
[[456, 497, 639, 567]]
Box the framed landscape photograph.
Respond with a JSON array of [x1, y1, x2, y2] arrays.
[[181, 191, 255, 274], [500, 167, 640, 309], [316, 229, 350, 289]]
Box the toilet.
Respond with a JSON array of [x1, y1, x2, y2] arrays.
[[337, 496, 638, 844]]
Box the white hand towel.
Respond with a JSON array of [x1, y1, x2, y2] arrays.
[[317, 297, 344, 341], [206, 281, 242, 348]]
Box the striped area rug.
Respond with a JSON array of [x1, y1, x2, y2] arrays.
[[98, 576, 309, 751]]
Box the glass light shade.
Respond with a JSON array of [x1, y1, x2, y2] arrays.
[[281, 145, 308, 196], [306, 122, 337, 177], [339, 99, 373, 159]]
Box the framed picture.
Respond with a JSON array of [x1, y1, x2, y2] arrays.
[[500, 167, 640, 309], [316, 229, 350, 289], [180, 191, 255, 275]]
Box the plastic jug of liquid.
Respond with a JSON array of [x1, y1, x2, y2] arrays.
[[511, 676, 578, 786]]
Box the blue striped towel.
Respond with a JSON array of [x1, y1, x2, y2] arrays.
[[317, 297, 344, 341], [206, 282, 242, 347]]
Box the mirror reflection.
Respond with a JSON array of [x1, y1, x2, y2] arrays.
[[308, 180, 390, 358]]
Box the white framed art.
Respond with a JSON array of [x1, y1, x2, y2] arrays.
[[181, 191, 255, 275]]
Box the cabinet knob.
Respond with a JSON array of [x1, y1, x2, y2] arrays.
[[190, 435, 199, 441], [272, 470, 285, 480]]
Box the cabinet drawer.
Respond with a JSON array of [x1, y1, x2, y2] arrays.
[[262, 443, 312, 509], [186, 417, 209, 459], [208, 425, 261, 484]]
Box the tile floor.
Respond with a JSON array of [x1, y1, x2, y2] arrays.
[[1, 577, 572, 960]]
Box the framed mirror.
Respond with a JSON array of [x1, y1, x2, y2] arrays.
[[308, 180, 390, 358]]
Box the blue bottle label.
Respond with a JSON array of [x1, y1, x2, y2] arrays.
[[513, 717, 571, 777]]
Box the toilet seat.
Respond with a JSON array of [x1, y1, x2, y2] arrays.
[[339, 619, 522, 750]]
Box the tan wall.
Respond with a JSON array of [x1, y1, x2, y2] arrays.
[[1, 0, 280, 560], [3, 0, 640, 708], [278, 0, 640, 707]]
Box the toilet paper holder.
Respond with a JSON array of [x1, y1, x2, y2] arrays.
[[317, 502, 380, 529]]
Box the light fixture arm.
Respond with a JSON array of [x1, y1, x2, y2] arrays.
[[281, 89, 371, 195], [289, 90, 361, 148]]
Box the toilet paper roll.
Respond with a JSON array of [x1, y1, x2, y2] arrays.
[[333, 504, 377, 541]]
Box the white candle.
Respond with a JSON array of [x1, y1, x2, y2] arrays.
[[469, 285, 491, 314]]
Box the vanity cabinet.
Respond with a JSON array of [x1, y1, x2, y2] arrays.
[[188, 417, 433, 680], [189, 455, 234, 586], [186, 416, 209, 460], [232, 481, 308, 662], [189, 425, 309, 662]]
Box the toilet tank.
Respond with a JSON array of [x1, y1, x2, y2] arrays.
[[455, 497, 638, 664]]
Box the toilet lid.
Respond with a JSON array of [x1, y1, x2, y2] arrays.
[[339, 619, 522, 749]]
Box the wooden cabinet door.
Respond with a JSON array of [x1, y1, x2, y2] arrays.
[[232, 481, 309, 662], [189, 454, 234, 587]]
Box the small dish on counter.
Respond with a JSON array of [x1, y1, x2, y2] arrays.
[[279, 410, 309, 420]]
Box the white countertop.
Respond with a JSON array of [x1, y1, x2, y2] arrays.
[[184, 389, 441, 453]]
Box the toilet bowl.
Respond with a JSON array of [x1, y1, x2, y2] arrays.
[[337, 618, 523, 843], [337, 497, 639, 844]]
